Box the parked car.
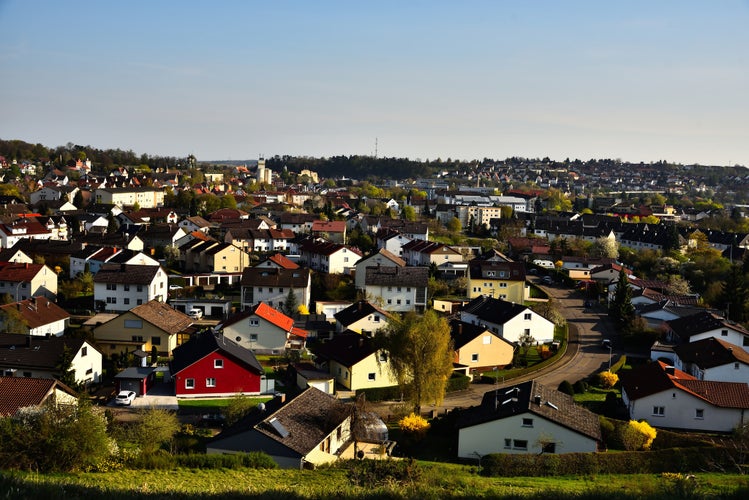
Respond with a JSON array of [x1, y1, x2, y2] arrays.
[[199, 413, 226, 427], [541, 276, 553, 285], [115, 390, 136, 406], [169, 284, 183, 290], [188, 308, 203, 320]]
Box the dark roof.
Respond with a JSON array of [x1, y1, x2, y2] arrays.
[[253, 387, 350, 456], [170, 331, 263, 375], [93, 263, 162, 285], [364, 266, 428, 287], [621, 360, 749, 409], [0, 297, 70, 328], [311, 332, 378, 367], [0, 333, 86, 371], [460, 296, 529, 325], [333, 300, 392, 326], [0, 376, 78, 416], [673, 337, 749, 369], [468, 259, 526, 281], [457, 380, 601, 441], [666, 311, 749, 341], [241, 266, 310, 288]]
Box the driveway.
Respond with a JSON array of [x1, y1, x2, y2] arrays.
[[107, 381, 178, 413]]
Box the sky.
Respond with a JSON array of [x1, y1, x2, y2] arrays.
[[1, 1, 748, 166]]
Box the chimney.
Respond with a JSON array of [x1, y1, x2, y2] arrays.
[[534, 395, 542, 405]]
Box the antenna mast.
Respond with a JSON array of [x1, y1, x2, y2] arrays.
[[375, 137, 378, 159]]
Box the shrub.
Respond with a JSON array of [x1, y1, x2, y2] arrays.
[[339, 458, 421, 488], [398, 413, 430, 435], [558, 380, 574, 395], [573, 379, 589, 394], [446, 373, 470, 392], [597, 371, 619, 389], [621, 420, 657, 451], [610, 354, 627, 374], [356, 385, 402, 402]]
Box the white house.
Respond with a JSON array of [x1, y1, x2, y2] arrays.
[[664, 311, 749, 353], [459, 295, 555, 344], [221, 302, 308, 355], [333, 300, 393, 335], [299, 240, 361, 275], [93, 263, 168, 312], [673, 337, 749, 385], [353, 248, 406, 291], [458, 381, 602, 458], [620, 361, 749, 433], [94, 187, 165, 208], [0, 297, 70, 337], [363, 266, 429, 313], [240, 264, 311, 312]]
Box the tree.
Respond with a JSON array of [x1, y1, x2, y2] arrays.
[[401, 205, 416, 222], [516, 329, 535, 367], [609, 268, 633, 325], [133, 408, 180, 454], [381, 311, 454, 414], [446, 216, 461, 233], [0, 307, 28, 334], [719, 263, 748, 323], [283, 288, 298, 316], [592, 237, 619, 259], [55, 345, 78, 389]]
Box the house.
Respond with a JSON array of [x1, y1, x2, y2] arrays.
[[200, 242, 249, 274], [278, 212, 316, 234], [240, 264, 311, 312], [311, 333, 398, 392], [672, 337, 749, 385], [93, 263, 168, 312], [221, 302, 308, 355], [663, 311, 749, 352], [311, 220, 347, 244], [0, 297, 70, 337], [92, 300, 194, 357], [0, 262, 58, 301], [620, 361, 749, 433], [459, 295, 555, 344], [375, 229, 412, 258], [467, 259, 528, 303], [400, 239, 463, 268], [207, 388, 353, 469], [170, 330, 264, 398], [0, 376, 78, 417], [333, 300, 393, 336], [457, 380, 602, 458], [299, 239, 361, 274], [353, 248, 406, 291], [0, 333, 103, 385], [293, 362, 335, 394], [0, 217, 53, 248], [94, 187, 165, 208], [450, 320, 515, 372], [364, 266, 428, 313], [179, 215, 213, 234]]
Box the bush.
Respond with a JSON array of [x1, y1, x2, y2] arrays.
[[339, 458, 421, 488], [356, 385, 402, 402], [623, 420, 657, 450], [596, 371, 619, 389], [446, 374, 471, 392], [558, 380, 574, 395], [610, 354, 627, 374], [126, 451, 277, 470], [573, 379, 589, 394]]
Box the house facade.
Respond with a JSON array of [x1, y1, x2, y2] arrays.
[[459, 296, 555, 344], [363, 266, 428, 313], [93, 263, 168, 312], [311, 333, 398, 392], [221, 302, 308, 354], [0, 297, 69, 337], [240, 265, 311, 312], [0, 262, 58, 301], [94, 187, 165, 208], [467, 260, 528, 303], [450, 320, 515, 371]]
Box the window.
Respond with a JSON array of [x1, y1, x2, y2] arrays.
[[695, 409, 704, 419], [137, 285, 143, 292], [151, 336, 161, 346], [504, 438, 512, 449], [250, 319, 259, 326], [268, 288, 273, 293], [123, 284, 130, 291], [744, 337, 749, 347], [406, 299, 411, 305], [106, 283, 116, 290], [368, 373, 376, 381], [81, 346, 87, 357], [106, 297, 117, 304], [387, 299, 392, 304], [542, 442, 556, 454], [653, 406, 665, 416], [524, 313, 532, 320], [132, 335, 144, 342], [397, 287, 402, 292], [206, 378, 216, 387], [185, 378, 195, 389], [722, 329, 729, 336], [249, 333, 258, 342], [258, 287, 263, 292], [374, 315, 380, 323], [524, 328, 530, 336], [499, 282, 507, 288], [522, 418, 533, 427], [406, 287, 411, 292], [137, 299, 143, 305], [124, 298, 130, 305], [486, 271, 495, 277], [736, 362, 740, 370], [214, 359, 224, 368], [23, 371, 32, 378], [379, 352, 388, 362], [396, 299, 402, 305], [387, 286, 392, 292], [483, 335, 492, 344], [471, 353, 479, 362], [513, 439, 528, 450]]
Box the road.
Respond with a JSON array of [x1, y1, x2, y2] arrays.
[[370, 278, 619, 419]]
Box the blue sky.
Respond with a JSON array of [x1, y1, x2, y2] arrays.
[[1, 1, 748, 166]]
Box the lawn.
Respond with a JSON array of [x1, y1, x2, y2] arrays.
[[2, 466, 748, 499], [178, 396, 271, 409]]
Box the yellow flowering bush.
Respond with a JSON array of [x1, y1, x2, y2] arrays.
[[621, 419, 657, 450], [398, 413, 430, 436], [597, 370, 619, 389]]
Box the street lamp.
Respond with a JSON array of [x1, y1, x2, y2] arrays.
[[607, 344, 613, 371]]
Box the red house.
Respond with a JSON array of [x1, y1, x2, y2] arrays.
[[170, 331, 264, 398]]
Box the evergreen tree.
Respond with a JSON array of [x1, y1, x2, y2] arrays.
[[719, 263, 748, 323], [283, 288, 298, 316], [609, 268, 633, 325]]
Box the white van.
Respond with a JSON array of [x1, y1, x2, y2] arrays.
[[188, 308, 203, 320]]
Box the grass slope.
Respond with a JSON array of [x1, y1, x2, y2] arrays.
[[2, 464, 749, 499]]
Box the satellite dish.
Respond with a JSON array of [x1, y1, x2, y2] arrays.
[[257, 403, 266, 412]]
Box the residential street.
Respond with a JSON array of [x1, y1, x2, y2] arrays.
[[370, 279, 619, 420]]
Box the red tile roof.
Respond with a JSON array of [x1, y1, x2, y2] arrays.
[[0, 297, 70, 329], [0, 376, 77, 416]]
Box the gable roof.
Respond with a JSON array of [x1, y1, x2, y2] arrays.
[[334, 300, 392, 327], [620, 360, 749, 409], [355, 248, 406, 268], [0, 376, 78, 417], [93, 263, 163, 285], [674, 337, 749, 369], [468, 259, 526, 281], [266, 253, 300, 269], [0, 297, 70, 329], [458, 380, 601, 441], [240, 266, 310, 288], [311, 332, 379, 367], [666, 311, 749, 340], [364, 266, 429, 287], [312, 220, 346, 233], [170, 331, 263, 375], [0, 262, 48, 283], [449, 319, 511, 350], [460, 296, 530, 325], [0, 333, 87, 371], [129, 300, 193, 334]]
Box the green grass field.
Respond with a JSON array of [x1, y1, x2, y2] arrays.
[[2, 465, 748, 499], [177, 396, 271, 409]]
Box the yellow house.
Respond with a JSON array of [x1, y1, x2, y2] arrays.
[[93, 300, 194, 357], [311, 333, 399, 392], [204, 242, 249, 273], [450, 320, 515, 371], [467, 260, 528, 303]]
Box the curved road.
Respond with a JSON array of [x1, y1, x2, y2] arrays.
[[371, 279, 619, 418]]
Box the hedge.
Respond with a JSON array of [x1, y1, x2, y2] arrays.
[[446, 374, 471, 392], [356, 374, 470, 402], [480, 447, 738, 477], [610, 354, 627, 374], [126, 450, 277, 470]]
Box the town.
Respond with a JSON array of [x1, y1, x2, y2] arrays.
[[1, 140, 748, 496]]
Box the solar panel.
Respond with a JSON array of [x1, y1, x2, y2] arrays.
[[268, 417, 289, 438]]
